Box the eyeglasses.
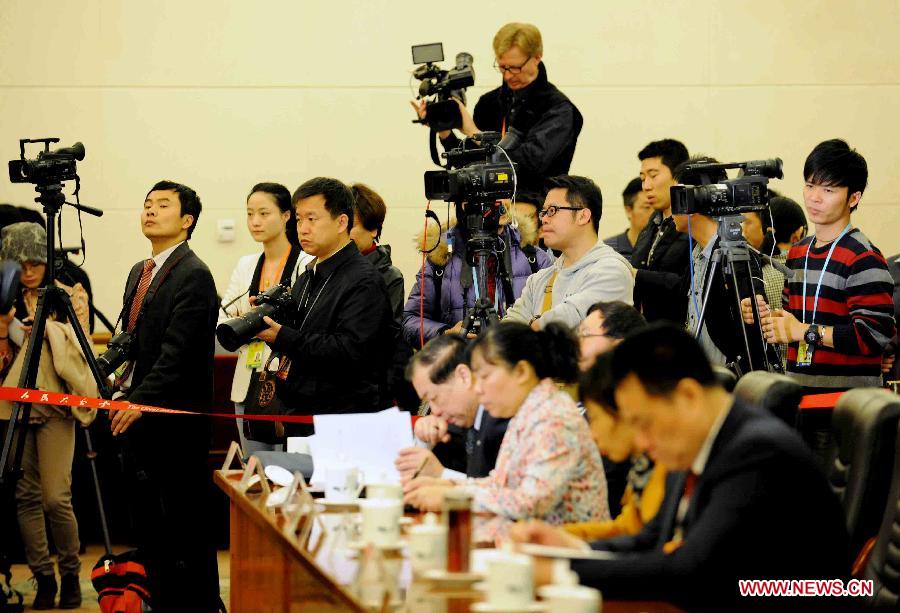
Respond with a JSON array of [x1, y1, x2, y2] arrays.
[[538, 205, 584, 220], [493, 56, 531, 75]]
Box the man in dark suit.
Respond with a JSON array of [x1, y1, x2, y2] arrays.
[[511, 324, 849, 610], [108, 180, 220, 611], [394, 335, 508, 483]]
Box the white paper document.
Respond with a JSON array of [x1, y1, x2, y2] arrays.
[[309, 407, 413, 485]]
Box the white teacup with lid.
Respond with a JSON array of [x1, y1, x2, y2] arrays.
[[409, 512, 447, 574], [536, 559, 601, 612]]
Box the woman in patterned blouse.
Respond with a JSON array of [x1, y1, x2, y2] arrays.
[[404, 322, 610, 540]]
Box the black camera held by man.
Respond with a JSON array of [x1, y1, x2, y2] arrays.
[[9, 138, 85, 186], [411, 42, 475, 133], [670, 158, 783, 218], [216, 284, 297, 352], [96, 331, 135, 378]]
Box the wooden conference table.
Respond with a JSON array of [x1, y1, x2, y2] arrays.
[[215, 469, 683, 612]]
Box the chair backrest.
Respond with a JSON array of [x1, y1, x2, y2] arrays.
[[733, 370, 803, 425], [830, 389, 900, 558], [864, 422, 900, 608], [712, 366, 737, 392]]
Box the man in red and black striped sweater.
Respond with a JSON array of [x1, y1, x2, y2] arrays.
[[760, 139, 895, 392]]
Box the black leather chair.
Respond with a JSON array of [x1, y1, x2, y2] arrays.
[[829, 388, 900, 559], [733, 370, 803, 425], [712, 366, 737, 392], [863, 423, 900, 608]]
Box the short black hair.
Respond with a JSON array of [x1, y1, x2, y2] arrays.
[[249, 182, 298, 247], [609, 323, 717, 396], [406, 334, 468, 384], [292, 177, 354, 231], [803, 139, 868, 198], [515, 190, 545, 207], [544, 175, 602, 233], [638, 139, 689, 174], [586, 301, 646, 339], [470, 321, 580, 383], [769, 196, 807, 245], [622, 177, 642, 208], [673, 155, 726, 185], [579, 351, 617, 414], [146, 180, 202, 238]]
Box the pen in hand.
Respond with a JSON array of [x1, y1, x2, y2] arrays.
[[411, 455, 430, 481]]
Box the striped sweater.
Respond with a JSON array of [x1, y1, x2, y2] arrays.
[[782, 228, 895, 390]]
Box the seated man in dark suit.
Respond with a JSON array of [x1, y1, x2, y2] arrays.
[[395, 335, 508, 482], [255, 178, 396, 435], [511, 324, 849, 610], [108, 180, 221, 611]]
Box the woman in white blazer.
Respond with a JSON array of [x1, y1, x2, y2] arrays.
[[218, 183, 313, 453]]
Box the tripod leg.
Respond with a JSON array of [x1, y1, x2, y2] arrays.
[[727, 262, 757, 372], [693, 258, 719, 338], [0, 287, 54, 485]]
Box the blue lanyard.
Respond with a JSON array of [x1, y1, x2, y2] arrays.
[[802, 224, 851, 324]]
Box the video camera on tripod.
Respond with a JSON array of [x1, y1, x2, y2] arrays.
[[672, 157, 785, 376], [422, 133, 517, 336], [411, 42, 475, 133]]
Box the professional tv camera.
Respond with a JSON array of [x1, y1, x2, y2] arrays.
[[411, 42, 475, 133], [9, 139, 85, 186], [421, 132, 517, 335], [670, 158, 783, 217]]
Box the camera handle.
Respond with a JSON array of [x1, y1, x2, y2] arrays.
[[0, 180, 115, 557]]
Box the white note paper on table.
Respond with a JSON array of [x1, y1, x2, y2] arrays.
[[309, 407, 414, 485]]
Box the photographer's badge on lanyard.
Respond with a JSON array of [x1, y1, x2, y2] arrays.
[[797, 224, 851, 368], [246, 340, 265, 369]]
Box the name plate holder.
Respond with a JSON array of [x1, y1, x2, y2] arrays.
[[221, 441, 246, 473], [237, 455, 271, 498], [281, 471, 325, 554]]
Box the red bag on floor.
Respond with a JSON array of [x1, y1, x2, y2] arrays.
[[91, 550, 152, 613]]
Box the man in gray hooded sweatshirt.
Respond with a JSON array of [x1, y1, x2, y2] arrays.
[[505, 175, 634, 330]]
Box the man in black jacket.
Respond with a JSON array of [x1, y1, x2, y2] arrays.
[[631, 139, 691, 323], [109, 180, 221, 611], [511, 325, 849, 610], [256, 178, 395, 435], [412, 22, 582, 192]]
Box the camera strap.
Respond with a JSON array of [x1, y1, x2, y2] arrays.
[[429, 128, 446, 168]]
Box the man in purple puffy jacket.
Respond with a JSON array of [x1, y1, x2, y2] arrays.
[[402, 207, 551, 348]]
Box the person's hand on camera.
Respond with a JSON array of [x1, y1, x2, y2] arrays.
[[396, 447, 443, 482], [414, 414, 450, 445], [255, 315, 281, 344], [740, 295, 769, 325], [409, 99, 452, 140], [453, 98, 478, 138], [443, 320, 476, 338]]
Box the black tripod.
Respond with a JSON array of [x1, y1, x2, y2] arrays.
[[692, 215, 782, 376], [0, 181, 115, 556], [460, 207, 502, 336]]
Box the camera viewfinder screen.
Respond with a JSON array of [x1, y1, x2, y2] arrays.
[[412, 43, 443, 64]]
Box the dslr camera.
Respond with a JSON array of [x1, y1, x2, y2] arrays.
[[9, 138, 85, 186], [671, 158, 783, 218], [411, 42, 475, 132], [97, 331, 136, 378], [216, 284, 297, 352]]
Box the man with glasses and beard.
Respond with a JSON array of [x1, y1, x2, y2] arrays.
[[411, 22, 583, 191]]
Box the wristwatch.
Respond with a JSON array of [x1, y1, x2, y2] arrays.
[[804, 324, 822, 346]]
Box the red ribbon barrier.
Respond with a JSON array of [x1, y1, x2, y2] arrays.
[[0, 386, 418, 425]]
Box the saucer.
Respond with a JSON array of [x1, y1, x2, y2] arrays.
[[421, 569, 483, 586], [470, 602, 547, 612]]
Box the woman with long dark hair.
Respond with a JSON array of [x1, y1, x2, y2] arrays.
[[218, 183, 312, 454]]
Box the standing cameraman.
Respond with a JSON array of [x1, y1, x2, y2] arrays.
[[412, 23, 583, 191]]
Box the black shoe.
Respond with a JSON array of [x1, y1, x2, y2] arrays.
[[31, 573, 57, 610], [58, 573, 82, 609]]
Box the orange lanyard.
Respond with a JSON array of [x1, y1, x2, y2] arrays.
[[260, 250, 291, 292]]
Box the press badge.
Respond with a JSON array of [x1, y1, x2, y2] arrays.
[[245, 340, 266, 369], [796, 339, 814, 367]]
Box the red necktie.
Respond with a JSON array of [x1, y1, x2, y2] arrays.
[[127, 259, 155, 332]]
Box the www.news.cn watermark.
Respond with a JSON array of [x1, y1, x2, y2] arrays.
[[739, 579, 874, 598]]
